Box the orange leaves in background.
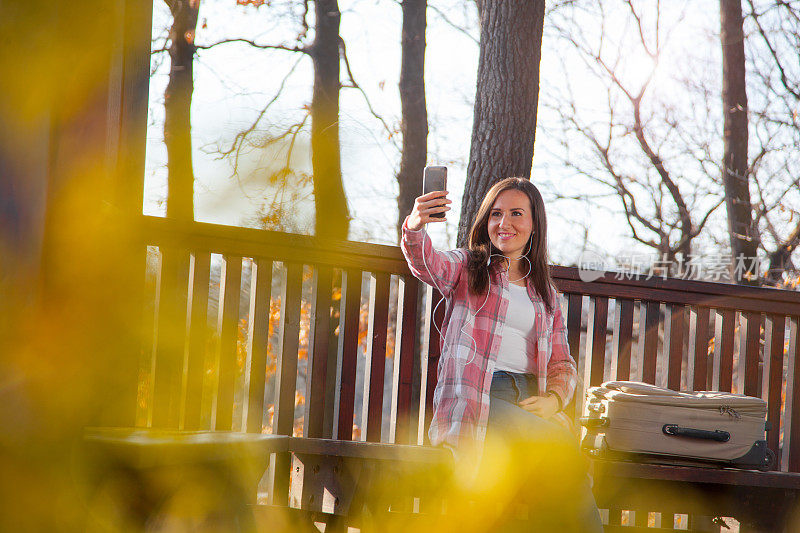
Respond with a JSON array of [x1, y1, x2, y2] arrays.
[[293, 391, 306, 437], [265, 405, 274, 432], [357, 301, 369, 350], [236, 318, 248, 371], [135, 367, 151, 427], [263, 296, 312, 379], [265, 297, 281, 377], [268, 297, 281, 338], [782, 272, 800, 289], [298, 300, 311, 361], [356, 281, 399, 359]]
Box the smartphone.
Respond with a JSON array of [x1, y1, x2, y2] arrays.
[[423, 166, 448, 218]]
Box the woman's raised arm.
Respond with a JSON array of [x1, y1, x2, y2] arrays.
[[405, 190, 451, 230], [400, 191, 465, 298]]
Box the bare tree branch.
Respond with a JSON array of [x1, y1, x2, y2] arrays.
[[195, 38, 307, 54], [300, 0, 310, 40], [624, 0, 655, 58], [338, 37, 400, 151], [285, 112, 310, 167], [428, 3, 479, 44], [630, 92, 692, 252], [543, 2, 710, 263], [218, 55, 305, 174], [747, 0, 800, 100]]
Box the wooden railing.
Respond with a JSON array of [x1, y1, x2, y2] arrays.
[[136, 215, 800, 504], [553, 265, 800, 472], [138, 215, 439, 445]]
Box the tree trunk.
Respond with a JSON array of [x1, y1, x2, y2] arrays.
[[395, 0, 428, 242], [310, 0, 349, 240], [720, 0, 759, 284], [164, 0, 199, 221], [457, 0, 545, 246]]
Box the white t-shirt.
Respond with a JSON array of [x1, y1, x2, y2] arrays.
[[494, 283, 537, 373]]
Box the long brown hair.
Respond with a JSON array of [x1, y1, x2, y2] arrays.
[[466, 177, 556, 314]]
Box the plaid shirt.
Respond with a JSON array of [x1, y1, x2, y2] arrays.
[[401, 220, 578, 452]]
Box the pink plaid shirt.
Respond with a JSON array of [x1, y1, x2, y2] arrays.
[[401, 220, 578, 452]]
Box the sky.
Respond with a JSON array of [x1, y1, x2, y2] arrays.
[[144, 0, 749, 269]]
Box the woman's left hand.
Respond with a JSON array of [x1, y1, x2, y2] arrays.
[[518, 393, 560, 419]]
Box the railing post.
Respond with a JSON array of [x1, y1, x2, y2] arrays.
[[763, 313, 786, 468], [244, 257, 272, 434], [305, 265, 333, 439], [639, 301, 660, 385], [586, 296, 609, 387], [687, 306, 711, 391], [664, 304, 685, 390], [390, 276, 420, 445], [419, 286, 441, 445], [269, 262, 302, 505], [151, 249, 190, 429], [334, 269, 361, 441], [611, 298, 634, 382], [784, 316, 800, 472], [713, 309, 736, 392], [214, 255, 243, 431], [363, 272, 390, 442]]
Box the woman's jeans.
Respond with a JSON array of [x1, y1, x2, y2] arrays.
[[483, 371, 604, 532]]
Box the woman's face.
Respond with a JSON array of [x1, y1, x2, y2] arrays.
[[487, 189, 534, 259]]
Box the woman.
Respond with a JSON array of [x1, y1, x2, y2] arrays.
[[401, 177, 602, 531]]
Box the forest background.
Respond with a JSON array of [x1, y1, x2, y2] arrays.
[[147, 0, 800, 288]]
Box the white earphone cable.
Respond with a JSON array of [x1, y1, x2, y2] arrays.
[[420, 229, 534, 369]]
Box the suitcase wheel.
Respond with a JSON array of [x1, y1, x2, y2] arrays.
[[758, 447, 776, 472]]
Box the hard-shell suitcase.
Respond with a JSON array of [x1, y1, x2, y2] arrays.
[[580, 381, 774, 471]]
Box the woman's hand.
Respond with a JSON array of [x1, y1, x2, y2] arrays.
[[518, 392, 560, 419], [406, 191, 452, 231]]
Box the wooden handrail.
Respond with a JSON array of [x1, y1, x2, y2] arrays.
[[137, 215, 411, 274], [138, 215, 799, 313], [553, 266, 800, 315]]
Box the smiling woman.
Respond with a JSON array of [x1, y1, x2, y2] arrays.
[[487, 190, 534, 284], [465, 178, 551, 303], [400, 177, 603, 531]]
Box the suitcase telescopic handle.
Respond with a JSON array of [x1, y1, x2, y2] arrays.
[[662, 424, 730, 442]]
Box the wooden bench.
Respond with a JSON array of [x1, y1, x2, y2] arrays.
[[135, 214, 800, 531]]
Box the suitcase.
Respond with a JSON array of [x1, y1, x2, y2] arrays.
[[580, 381, 774, 471]]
